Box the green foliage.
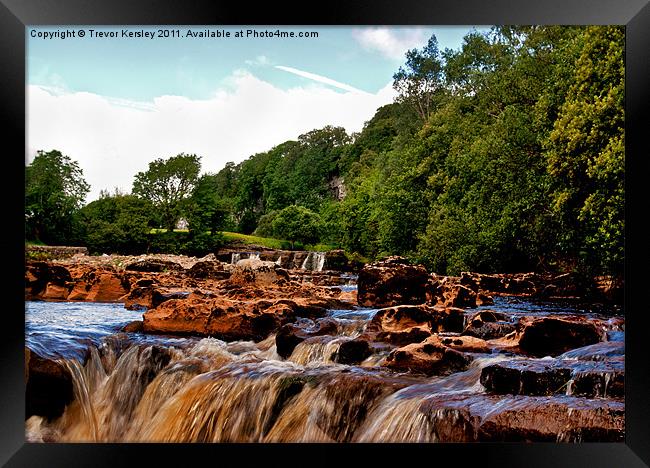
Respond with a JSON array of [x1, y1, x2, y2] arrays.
[[132, 153, 201, 230], [271, 205, 322, 249], [253, 210, 278, 238], [187, 174, 235, 234], [25, 150, 90, 245], [77, 193, 155, 254]]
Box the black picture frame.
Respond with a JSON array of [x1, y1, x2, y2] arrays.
[[3, 0, 649, 466]]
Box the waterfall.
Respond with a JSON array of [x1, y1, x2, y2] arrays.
[[231, 253, 241, 264], [249, 252, 260, 261], [301, 252, 326, 271]]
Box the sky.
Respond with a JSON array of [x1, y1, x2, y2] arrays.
[[27, 25, 489, 201]]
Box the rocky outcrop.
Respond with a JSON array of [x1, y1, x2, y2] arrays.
[[229, 258, 291, 287], [357, 257, 429, 307], [333, 338, 372, 365], [187, 260, 230, 280], [481, 359, 624, 398], [26, 348, 74, 420]]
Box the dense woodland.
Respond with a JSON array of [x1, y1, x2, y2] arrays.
[[25, 26, 624, 278]]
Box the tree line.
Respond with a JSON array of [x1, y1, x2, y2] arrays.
[[25, 26, 624, 279]]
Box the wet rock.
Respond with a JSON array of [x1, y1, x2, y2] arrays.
[[481, 359, 624, 398], [276, 319, 339, 359], [333, 338, 372, 365], [124, 287, 188, 310], [517, 317, 605, 356], [384, 336, 472, 376], [25, 348, 74, 421], [125, 259, 183, 273], [357, 257, 429, 307], [416, 394, 624, 442], [69, 270, 131, 302], [462, 310, 515, 340], [364, 305, 465, 345], [122, 320, 144, 333], [143, 293, 328, 342]]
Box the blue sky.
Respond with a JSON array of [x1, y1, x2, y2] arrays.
[[27, 26, 489, 200]]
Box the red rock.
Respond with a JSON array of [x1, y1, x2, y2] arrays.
[[26, 348, 74, 421], [276, 318, 339, 358], [357, 257, 429, 307], [384, 336, 472, 375], [517, 316, 606, 356], [426, 276, 480, 308]]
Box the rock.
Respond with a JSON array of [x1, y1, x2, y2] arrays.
[[76, 271, 130, 302], [364, 305, 465, 345], [333, 338, 372, 365], [276, 319, 339, 359], [436, 335, 491, 353], [143, 293, 328, 342], [25, 262, 73, 299], [323, 249, 349, 272], [517, 317, 605, 356], [124, 287, 188, 310], [125, 259, 183, 273], [187, 260, 229, 280], [25, 348, 74, 420], [462, 310, 515, 340], [122, 320, 144, 333], [229, 258, 290, 287], [415, 394, 624, 442], [426, 276, 481, 308], [357, 257, 429, 307], [384, 336, 472, 376]]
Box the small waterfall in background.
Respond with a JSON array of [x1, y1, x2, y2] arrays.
[[301, 252, 326, 271], [230, 253, 241, 264], [249, 252, 261, 261]]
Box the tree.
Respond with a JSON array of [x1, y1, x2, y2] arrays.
[[271, 205, 322, 249], [25, 150, 90, 244], [78, 193, 155, 254], [187, 173, 233, 234], [393, 35, 445, 122], [132, 153, 201, 231]]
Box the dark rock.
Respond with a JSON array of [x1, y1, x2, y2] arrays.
[[276, 318, 339, 359], [187, 260, 229, 280], [122, 320, 144, 333], [25, 348, 74, 420], [384, 337, 472, 376], [334, 339, 372, 365], [517, 317, 605, 356], [462, 310, 515, 340]]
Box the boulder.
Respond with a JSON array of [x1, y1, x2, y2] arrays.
[[229, 258, 290, 287], [426, 276, 482, 308], [357, 257, 429, 307], [122, 320, 145, 333], [462, 310, 515, 340], [143, 293, 328, 342], [25, 262, 73, 300], [384, 336, 472, 376], [333, 338, 372, 365], [25, 348, 74, 420], [364, 305, 465, 345], [517, 317, 605, 356]]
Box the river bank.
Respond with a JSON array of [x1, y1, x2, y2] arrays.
[[24, 251, 625, 442]]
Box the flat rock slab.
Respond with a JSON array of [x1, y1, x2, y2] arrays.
[[480, 359, 624, 398]]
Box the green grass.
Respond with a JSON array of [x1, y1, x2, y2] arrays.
[[148, 228, 339, 252]]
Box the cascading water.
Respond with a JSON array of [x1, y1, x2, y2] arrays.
[[301, 252, 326, 271], [25, 296, 625, 443]]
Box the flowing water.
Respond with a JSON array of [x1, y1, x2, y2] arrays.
[[25, 293, 624, 443]]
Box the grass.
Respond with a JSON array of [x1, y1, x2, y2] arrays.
[[148, 228, 339, 252]]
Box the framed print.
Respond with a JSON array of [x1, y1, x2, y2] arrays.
[[3, 0, 649, 466]]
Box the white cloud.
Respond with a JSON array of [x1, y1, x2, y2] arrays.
[[352, 27, 430, 60], [245, 55, 271, 66], [27, 72, 396, 202], [275, 66, 370, 94]]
